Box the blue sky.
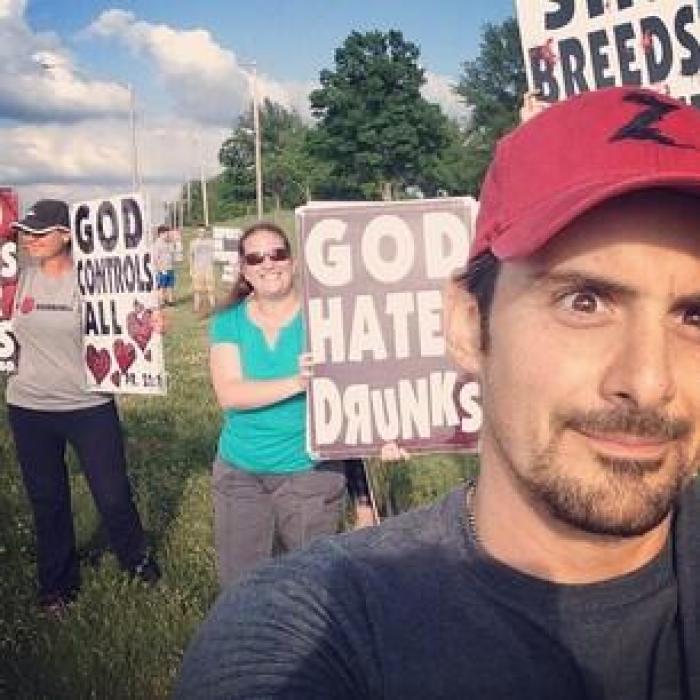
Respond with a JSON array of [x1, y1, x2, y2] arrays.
[[27, 1, 516, 79], [1, 0, 516, 206]]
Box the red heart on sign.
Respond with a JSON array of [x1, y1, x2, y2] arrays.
[[113, 339, 136, 373], [126, 303, 153, 352], [20, 296, 35, 314], [86, 345, 110, 384]]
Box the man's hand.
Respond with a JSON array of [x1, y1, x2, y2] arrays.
[[297, 352, 315, 391], [519, 90, 549, 124], [379, 442, 410, 463]]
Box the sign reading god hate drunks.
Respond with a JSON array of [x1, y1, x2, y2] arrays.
[[70, 194, 166, 395], [0, 188, 18, 373], [298, 198, 482, 459], [516, 0, 700, 106]]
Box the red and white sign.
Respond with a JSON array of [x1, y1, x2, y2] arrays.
[[516, 1, 700, 106], [70, 193, 166, 395], [0, 189, 19, 373]]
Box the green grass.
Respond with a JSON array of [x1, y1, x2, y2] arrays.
[[0, 217, 476, 698]]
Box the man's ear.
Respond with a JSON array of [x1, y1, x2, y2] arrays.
[[443, 278, 482, 374]]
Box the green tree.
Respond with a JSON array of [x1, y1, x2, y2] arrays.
[[217, 108, 256, 217], [217, 99, 326, 216], [310, 29, 450, 200], [455, 18, 526, 193], [411, 119, 476, 197]]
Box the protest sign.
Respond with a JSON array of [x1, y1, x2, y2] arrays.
[[298, 198, 481, 459], [516, 1, 700, 105], [213, 225, 241, 284], [0, 188, 18, 373], [70, 193, 166, 394], [212, 226, 241, 263]]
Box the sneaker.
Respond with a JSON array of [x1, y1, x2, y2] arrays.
[[130, 554, 161, 585]]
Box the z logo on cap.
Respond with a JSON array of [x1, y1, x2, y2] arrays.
[[610, 92, 694, 150]]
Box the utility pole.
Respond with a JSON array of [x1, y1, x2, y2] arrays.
[[128, 83, 141, 192], [252, 66, 263, 218], [241, 61, 263, 218], [197, 135, 209, 227]]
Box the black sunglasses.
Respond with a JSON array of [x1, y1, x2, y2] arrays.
[[243, 247, 291, 266]]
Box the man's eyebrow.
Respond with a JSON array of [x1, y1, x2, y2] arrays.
[[529, 270, 636, 298], [670, 293, 700, 313]]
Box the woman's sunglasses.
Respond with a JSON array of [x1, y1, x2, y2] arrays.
[[242, 247, 291, 266]]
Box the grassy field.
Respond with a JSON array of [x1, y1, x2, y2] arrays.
[[0, 214, 477, 698]]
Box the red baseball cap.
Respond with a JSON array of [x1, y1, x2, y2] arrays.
[[470, 87, 700, 261]]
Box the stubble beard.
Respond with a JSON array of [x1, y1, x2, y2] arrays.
[[511, 408, 698, 537]]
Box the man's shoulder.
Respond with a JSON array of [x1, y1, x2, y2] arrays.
[[176, 486, 471, 698]]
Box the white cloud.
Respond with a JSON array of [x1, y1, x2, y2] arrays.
[[0, 0, 26, 21], [422, 71, 470, 122], [0, 4, 225, 209], [85, 9, 313, 123], [0, 2, 129, 123], [4, 115, 227, 214]]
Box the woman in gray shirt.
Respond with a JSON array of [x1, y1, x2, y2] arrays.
[[6, 199, 159, 616]]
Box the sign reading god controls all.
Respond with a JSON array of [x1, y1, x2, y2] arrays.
[[298, 198, 482, 459], [70, 193, 166, 395]]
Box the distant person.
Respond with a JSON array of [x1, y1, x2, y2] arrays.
[[189, 227, 216, 313], [6, 200, 159, 617], [154, 224, 176, 306], [177, 88, 700, 698], [207, 221, 349, 587]]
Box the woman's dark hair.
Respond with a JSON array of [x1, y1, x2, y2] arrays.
[[453, 251, 501, 352], [217, 220, 292, 311]]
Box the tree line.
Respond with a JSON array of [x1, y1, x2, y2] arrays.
[[183, 19, 525, 224]]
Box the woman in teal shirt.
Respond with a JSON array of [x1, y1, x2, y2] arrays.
[[209, 221, 348, 587]]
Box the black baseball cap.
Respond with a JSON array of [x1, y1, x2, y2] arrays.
[[12, 199, 70, 236]]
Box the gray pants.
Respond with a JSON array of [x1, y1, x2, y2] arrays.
[[213, 457, 346, 588]]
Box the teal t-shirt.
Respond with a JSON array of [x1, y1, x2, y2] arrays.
[[209, 299, 313, 474]]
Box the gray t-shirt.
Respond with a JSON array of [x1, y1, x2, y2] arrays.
[[6, 264, 109, 410], [154, 236, 175, 272], [190, 237, 214, 272], [176, 484, 700, 699]]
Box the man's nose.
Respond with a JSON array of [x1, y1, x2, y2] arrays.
[[600, 318, 675, 409]]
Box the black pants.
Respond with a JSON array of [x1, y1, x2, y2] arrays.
[[8, 401, 147, 599]]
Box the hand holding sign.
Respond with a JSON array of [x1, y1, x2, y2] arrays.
[[519, 90, 550, 123], [298, 352, 315, 391]]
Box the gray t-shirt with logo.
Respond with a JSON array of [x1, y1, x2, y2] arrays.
[[6, 263, 109, 410]]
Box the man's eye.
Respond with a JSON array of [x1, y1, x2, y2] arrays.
[[560, 291, 602, 314], [681, 306, 700, 327]]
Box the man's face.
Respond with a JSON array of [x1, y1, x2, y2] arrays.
[[476, 191, 700, 537]]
